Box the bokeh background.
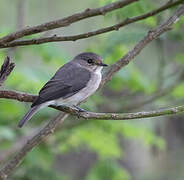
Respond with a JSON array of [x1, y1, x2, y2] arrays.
[[0, 0, 184, 179]]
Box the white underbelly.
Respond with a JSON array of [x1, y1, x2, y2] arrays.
[[54, 70, 102, 106]]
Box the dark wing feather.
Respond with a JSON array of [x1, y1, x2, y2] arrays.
[[32, 62, 91, 107]]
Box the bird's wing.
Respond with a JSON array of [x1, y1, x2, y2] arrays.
[[31, 62, 91, 107]]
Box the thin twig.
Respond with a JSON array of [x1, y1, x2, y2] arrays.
[[0, 0, 183, 48], [0, 57, 15, 88], [55, 104, 184, 120]]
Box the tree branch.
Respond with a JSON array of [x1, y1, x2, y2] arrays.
[[0, 90, 36, 102], [0, 113, 67, 180], [0, 0, 183, 48], [54, 104, 184, 120], [0, 57, 15, 88], [0, 0, 137, 45], [0, 88, 183, 120], [0, 4, 184, 180], [101, 3, 184, 86]]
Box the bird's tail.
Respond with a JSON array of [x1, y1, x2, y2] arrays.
[[18, 105, 41, 128]]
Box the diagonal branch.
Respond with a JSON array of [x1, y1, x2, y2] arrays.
[[0, 113, 67, 180], [0, 0, 183, 48], [101, 3, 184, 86], [0, 57, 15, 88], [0, 0, 137, 45], [0, 4, 184, 180]]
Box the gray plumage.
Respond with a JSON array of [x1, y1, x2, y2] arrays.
[[32, 62, 91, 106], [18, 52, 107, 128]]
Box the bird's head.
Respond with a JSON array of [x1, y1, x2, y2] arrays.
[[73, 52, 108, 71]]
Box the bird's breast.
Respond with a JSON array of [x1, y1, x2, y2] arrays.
[[55, 70, 102, 106], [80, 70, 102, 99]]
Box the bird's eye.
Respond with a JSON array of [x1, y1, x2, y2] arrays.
[[87, 59, 93, 64]]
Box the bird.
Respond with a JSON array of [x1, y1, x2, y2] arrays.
[[18, 52, 108, 128]]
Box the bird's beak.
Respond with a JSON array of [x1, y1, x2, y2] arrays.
[[99, 62, 108, 67]]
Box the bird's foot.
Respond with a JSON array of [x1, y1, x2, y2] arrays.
[[73, 105, 87, 118]]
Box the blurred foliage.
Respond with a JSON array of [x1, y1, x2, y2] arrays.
[[0, 0, 183, 180], [58, 121, 166, 159], [87, 160, 131, 180], [14, 165, 67, 180]]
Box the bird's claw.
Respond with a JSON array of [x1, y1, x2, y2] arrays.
[[73, 105, 87, 118]]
